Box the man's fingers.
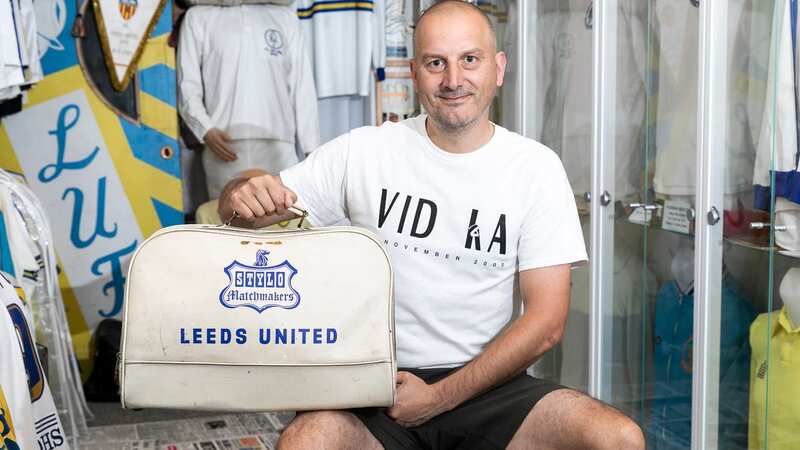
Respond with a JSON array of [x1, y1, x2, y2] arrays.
[[269, 184, 291, 214], [224, 175, 292, 222], [254, 187, 278, 216], [241, 194, 266, 219], [265, 183, 296, 215], [395, 371, 410, 384], [221, 130, 233, 142], [229, 194, 255, 221], [239, 178, 276, 216], [229, 182, 267, 220], [284, 191, 296, 209], [269, 185, 287, 215]]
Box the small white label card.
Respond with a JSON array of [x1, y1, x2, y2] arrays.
[[662, 200, 692, 234]]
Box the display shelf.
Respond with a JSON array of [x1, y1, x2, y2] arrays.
[[610, 204, 799, 258]]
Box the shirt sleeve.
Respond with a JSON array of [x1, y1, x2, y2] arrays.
[[279, 131, 350, 226], [518, 151, 587, 271], [287, 13, 320, 154], [372, 0, 386, 78], [177, 8, 214, 144]]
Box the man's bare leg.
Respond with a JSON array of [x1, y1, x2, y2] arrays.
[[276, 411, 384, 450], [507, 389, 645, 450]]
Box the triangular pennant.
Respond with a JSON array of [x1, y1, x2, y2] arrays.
[[92, 0, 166, 91]]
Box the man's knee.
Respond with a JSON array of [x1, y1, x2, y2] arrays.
[[579, 401, 644, 450], [277, 410, 373, 450], [530, 389, 645, 450], [604, 415, 645, 450]]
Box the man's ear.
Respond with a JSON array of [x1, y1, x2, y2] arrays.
[[495, 51, 507, 87], [410, 59, 419, 92]]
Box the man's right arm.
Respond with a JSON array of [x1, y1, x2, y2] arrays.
[[217, 170, 299, 228], [219, 130, 352, 228]]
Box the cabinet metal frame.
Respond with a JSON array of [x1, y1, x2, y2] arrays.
[[692, 1, 727, 448], [589, 0, 616, 403]]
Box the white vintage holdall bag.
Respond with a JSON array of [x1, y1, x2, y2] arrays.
[[120, 224, 395, 411]]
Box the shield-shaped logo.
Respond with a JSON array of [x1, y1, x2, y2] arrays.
[[264, 29, 284, 56], [219, 249, 300, 313], [118, 0, 138, 21]]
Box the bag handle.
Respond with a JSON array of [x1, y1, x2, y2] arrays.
[[221, 206, 310, 230]]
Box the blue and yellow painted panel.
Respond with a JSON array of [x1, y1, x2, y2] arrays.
[[0, 3, 181, 368]]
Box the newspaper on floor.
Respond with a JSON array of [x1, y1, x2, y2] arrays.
[[77, 413, 291, 449]]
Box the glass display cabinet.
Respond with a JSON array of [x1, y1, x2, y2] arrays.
[[505, 1, 797, 449]]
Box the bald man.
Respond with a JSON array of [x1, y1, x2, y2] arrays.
[[218, 2, 645, 449]]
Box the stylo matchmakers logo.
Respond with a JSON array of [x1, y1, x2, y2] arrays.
[[219, 249, 300, 313]]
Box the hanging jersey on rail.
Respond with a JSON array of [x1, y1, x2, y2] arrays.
[[0, 184, 45, 303], [0, 272, 69, 450], [652, 0, 755, 196], [503, 0, 647, 199], [0, 274, 37, 450], [537, 0, 646, 200], [753, 0, 800, 209], [297, 0, 386, 98]]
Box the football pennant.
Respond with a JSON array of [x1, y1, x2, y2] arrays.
[[92, 0, 166, 90]]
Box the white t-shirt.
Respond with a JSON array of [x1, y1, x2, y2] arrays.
[[281, 115, 587, 368]]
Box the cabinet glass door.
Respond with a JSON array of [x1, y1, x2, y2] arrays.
[[515, 0, 596, 389], [606, 1, 700, 448], [730, 1, 799, 449]]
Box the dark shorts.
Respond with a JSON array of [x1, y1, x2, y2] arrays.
[[351, 367, 565, 450]]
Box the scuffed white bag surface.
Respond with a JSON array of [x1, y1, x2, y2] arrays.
[[121, 225, 395, 411]]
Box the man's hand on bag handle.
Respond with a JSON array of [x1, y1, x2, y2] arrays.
[[204, 128, 237, 162], [217, 169, 299, 228]]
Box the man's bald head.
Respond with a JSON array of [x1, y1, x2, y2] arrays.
[[410, 0, 505, 134], [413, 1, 497, 55]]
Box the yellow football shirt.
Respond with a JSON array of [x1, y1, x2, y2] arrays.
[[749, 307, 800, 449]]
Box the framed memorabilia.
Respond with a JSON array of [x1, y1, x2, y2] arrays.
[[92, 0, 166, 90]]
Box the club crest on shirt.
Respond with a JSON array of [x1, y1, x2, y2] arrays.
[[264, 29, 284, 56], [219, 249, 300, 313]]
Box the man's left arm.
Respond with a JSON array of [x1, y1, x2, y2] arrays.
[[387, 263, 572, 427]]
